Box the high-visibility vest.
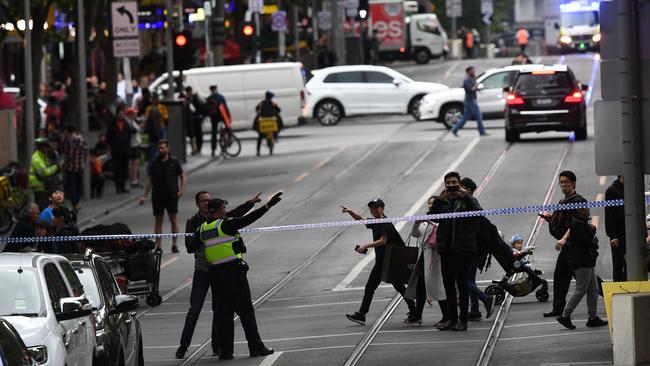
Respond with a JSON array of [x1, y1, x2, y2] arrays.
[[200, 219, 242, 266], [29, 150, 58, 192]]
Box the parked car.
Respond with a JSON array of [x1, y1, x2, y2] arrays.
[[305, 65, 449, 125], [0, 253, 96, 366], [417, 64, 545, 129], [504, 64, 588, 142], [0, 318, 38, 365], [63, 250, 143, 366]]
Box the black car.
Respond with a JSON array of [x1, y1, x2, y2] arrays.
[[504, 65, 589, 142], [0, 318, 38, 366], [64, 250, 143, 366]]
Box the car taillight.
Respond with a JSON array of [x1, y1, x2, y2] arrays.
[[506, 93, 524, 105], [564, 90, 583, 103], [300, 90, 305, 108]]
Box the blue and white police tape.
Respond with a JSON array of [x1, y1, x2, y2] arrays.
[[1, 197, 648, 245]]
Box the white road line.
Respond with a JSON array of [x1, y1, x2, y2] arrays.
[[258, 351, 283, 366], [443, 61, 459, 80], [372, 339, 485, 346], [257, 298, 390, 311], [332, 137, 481, 292], [160, 256, 179, 269], [499, 329, 609, 342], [267, 292, 366, 302]]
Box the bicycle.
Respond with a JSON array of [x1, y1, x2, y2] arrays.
[[217, 122, 242, 158]]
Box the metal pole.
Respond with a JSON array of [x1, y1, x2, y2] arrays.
[[76, 0, 90, 201], [293, 4, 300, 61], [204, 1, 214, 66], [255, 11, 261, 63], [312, 0, 319, 69], [451, 16, 457, 40], [23, 0, 35, 169], [164, 0, 175, 99], [278, 0, 286, 59], [619, 0, 648, 280], [214, 0, 224, 65], [332, 0, 345, 65]]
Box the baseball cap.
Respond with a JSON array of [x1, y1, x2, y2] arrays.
[[510, 234, 525, 245], [208, 198, 228, 213], [367, 198, 385, 208]]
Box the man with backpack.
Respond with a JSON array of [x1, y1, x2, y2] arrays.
[[206, 85, 232, 157]]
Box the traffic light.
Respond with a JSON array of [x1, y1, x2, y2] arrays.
[[211, 17, 226, 46], [238, 21, 257, 58], [173, 29, 196, 70], [358, 0, 369, 19]]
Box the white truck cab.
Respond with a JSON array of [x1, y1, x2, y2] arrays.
[[0, 253, 96, 366]]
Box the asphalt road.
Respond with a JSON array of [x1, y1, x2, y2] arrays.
[[85, 54, 616, 366]]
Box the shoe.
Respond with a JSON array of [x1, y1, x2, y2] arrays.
[[212, 348, 221, 356], [171, 246, 179, 253], [451, 322, 468, 331], [437, 321, 457, 331], [175, 346, 187, 359], [468, 311, 482, 320], [543, 309, 562, 318], [557, 316, 576, 329], [484, 295, 496, 319], [586, 316, 608, 327], [434, 319, 449, 329], [452, 130, 458, 137], [403, 313, 422, 325], [155, 247, 163, 254], [534, 269, 544, 275], [346, 312, 366, 325], [211, 151, 216, 157], [218, 354, 234, 360], [480, 133, 490, 136], [250, 347, 274, 357]]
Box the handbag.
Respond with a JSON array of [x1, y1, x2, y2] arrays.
[[381, 235, 419, 284], [425, 223, 438, 249]]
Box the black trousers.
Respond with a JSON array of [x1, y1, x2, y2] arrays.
[[552, 250, 572, 312], [209, 117, 220, 153], [610, 239, 627, 282], [193, 117, 204, 153], [91, 175, 104, 198], [210, 262, 265, 357], [112, 154, 129, 192], [179, 270, 219, 351], [64, 171, 83, 206], [256, 134, 274, 156], [440, 252, 472, 323], [359, 260, 414, 314]]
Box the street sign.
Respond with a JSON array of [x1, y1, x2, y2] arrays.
[[317, 11, 332, 31], [113, 38, 140, 58], [111, 2, 138, 38], [346, 0, 359, 8], [481, 0, 493, 24], [446, 0, 462, 18], [249, 0, 264, 13], [271, 11, 287, 32]]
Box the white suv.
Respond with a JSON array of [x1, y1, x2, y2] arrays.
[[305, 65, 449, 125], [0, 253, 96, 366]]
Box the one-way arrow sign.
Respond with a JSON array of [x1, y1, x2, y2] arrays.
[[111, 2, 138, 38], [117, 6, 134, 24]]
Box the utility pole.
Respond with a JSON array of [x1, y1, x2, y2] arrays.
[[311, 0, 319, 68], [204, 1, 214, 66], [23, 0, 34, 170], [255, 11, 261, 63], [293, 4, 300, 61], [77, 0, 90, 201], [214, 0, 224, 65], [164, 0, 175, 99], [331, 0, 345, 65], [278, 0, 286, 59]]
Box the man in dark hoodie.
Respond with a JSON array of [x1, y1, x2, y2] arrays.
[[429, 171, 482, 331], [175, 191, 262, 359], [604, 176, 626, 281]]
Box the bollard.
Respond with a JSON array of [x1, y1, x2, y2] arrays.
[[611, 293, 650, 365]]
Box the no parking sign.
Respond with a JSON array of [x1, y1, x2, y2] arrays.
[[271, 11, 287, 32]]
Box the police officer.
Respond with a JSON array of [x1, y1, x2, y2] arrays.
[[29, 137, 60, 210], [188, 192, 283, 360]]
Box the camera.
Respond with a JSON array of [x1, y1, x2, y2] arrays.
[[354, 245, 368, 254]]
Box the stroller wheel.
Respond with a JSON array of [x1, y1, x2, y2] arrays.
[[485, 285, 506, 306], [535, 289, 549, 302], [146, 293, 163, 306]]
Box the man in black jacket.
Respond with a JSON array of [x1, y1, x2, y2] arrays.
[[540, 170, 587, 317], [175, 191, 261, 359], [604, 176, 626, 281], [429, 172, 481, 331]]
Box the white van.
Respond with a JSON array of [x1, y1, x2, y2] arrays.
[[149, 62, 307, 130]]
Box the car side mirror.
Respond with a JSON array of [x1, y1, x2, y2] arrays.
[[392, 78, 402, 87], [56, 297, 92, 321], [581, 84, 590, 91], [111, 294, 139, 314]]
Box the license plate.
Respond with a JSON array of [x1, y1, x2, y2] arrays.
[[536, 98, 553, 105]]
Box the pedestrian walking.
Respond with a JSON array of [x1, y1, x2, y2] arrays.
[[604, 176, 626, 281], [175, 191, 262, 359], [428, 172, 482, 331], [124, 108, 142, 188], [451, 67, 488, 137], [183, 86, 206, 156], [253, 91, 283, 156], [29, 137, 60, 210], [404, 196, 448, 326], [516, 28, 530, 53], [139, 140, 186, 253], [106, 109, 134, 194], [539, 170, 588, 318], [89, 149, 105, 199], [342, 199, 416, 326], [206, 85, 232, 157], [62, 125, 88, 213], [187, 193, 283, 360], [556, 208, 608, 329], [143, 106, 163, 163]]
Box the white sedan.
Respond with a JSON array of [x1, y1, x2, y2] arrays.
[[418, 64, 545, 128], [305, 65, 449, 126]]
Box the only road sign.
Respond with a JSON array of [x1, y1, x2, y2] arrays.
[[111, 2, 138, 38], [317, 11, 332, 30]]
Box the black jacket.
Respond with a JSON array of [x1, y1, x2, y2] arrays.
[[548, 192, 586, 241], [106, 119, 134, 157], [604, 179, 625, 241], [429, 195, 482, 254], [566, 217, 599, 269]]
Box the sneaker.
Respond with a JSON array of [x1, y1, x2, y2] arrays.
[[484, 295, 496, 319], [543, 309, 562, 318], [451, 321, 468, 331], [468, 311, 483, 321], [345, 312, 366, 325], [171, 246, 180, 253], [452, 130, 459, 137], [212, 348, 221, 357], [403, 313, 422, 325], [437, 321, 457, 331], [175, 346, 187, 359], [556, 316, 576, 329], [434, 319, 449, 329], [250, 347, 274, 357], [586, 316, 608, 327]]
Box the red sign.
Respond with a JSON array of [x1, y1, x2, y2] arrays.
[[369, 2, 405, 50]]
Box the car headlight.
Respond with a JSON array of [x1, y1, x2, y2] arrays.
[[560, 35, 572, 44], [27, 345, 48, 364], [592, 33, 601, 42]]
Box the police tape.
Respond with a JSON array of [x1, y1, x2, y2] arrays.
[[1, 197, 648, 245]]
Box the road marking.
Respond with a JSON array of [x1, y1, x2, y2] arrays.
[[443, 61, 459, 80], [599, 176, 607, 186], [294, 146, 346, 182], [160, 256, 179, 269], [332, 137, 481, 291], [258, 298, 390, 311], [596, 193, 604, 201], [499, 329, 609, 342], [294, 172, 310, 182], [258, 351, 283, 366], [373, 339, 485, 346], [267, 292, 368, 302]]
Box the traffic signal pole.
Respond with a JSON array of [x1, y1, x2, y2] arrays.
[[214, 0, 224, 66], [23, 0, 35, 171], [164, 0, 175, 99]]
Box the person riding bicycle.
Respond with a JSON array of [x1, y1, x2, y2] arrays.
[[253, 91, 283, 156], [206, 85, 232, 156]]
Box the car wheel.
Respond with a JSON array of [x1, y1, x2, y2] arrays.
[[315, 100, 343, 126], [439, 103, 463, 129], [409, 95, 424, 121], [505, 126, 520, 142], [414, 49, 430, 64]]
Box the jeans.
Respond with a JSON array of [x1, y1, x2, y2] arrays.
[[468, 254, 488, 313], [359, 260, 414, 315], [451, 99, 486, 135], [179, 270, 219, 351], [562, 267, 599, 319], [610, 238, 627, 281], [440, 252, 472, 323], [64, 171, 83, 207]]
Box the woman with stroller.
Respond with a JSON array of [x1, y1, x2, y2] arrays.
[[404, 196, 448, 327], [253, 91, 283, 156]]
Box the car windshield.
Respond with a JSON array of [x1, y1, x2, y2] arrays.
[[561, 10, 598, 27], [73, 267, 102, 309], [0, 268, 44, 317], [514, 73, 573, 95]]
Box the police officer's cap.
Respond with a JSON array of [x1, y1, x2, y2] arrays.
[[35, 137, 49, 146], [208, 198, 228, 213], [367, 198, 385, 208]]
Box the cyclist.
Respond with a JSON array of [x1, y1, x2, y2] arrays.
[[253, 91, 283, 156], [206, 85, 232, 157]]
